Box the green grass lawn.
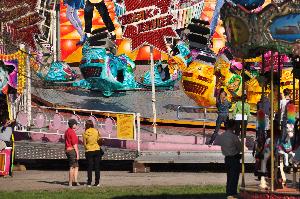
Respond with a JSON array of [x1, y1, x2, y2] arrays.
[[0, 185, 226, 199]]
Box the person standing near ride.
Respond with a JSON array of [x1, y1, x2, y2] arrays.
[[83, 120, 102, 187], [0, 118, 15, 149], [208, 89, 231, 145], [280, 88, 291, 139], [280, 89, 291, 115], [256, 95, 271, 137], [64, 0, 87, 46], [233, 94, 251, 137], [65, 119, 80, 187], [219, 119, 242, 199]]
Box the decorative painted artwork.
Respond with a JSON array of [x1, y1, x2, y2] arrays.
[[59, 0, 225, 62], [270, 14, 300, 43]]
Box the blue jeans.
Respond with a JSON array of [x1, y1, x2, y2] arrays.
[[210, 114, 229, 143]]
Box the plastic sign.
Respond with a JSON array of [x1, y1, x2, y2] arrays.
[[120, 0, 178, 53], [117, 114, 134, 140]]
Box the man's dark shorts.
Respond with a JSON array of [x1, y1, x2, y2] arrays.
[[66, 149, 79, 167]]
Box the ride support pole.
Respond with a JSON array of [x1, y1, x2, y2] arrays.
[[55, 1, 61, 61], [241, 60, 245, 188], [278, 54, 281, 130], [137, 113, 141, 155], [150, 46, 157, 134], [26, 49, 31, 127], [270, 51, 275, 192]]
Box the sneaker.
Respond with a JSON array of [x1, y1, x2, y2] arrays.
[[73, 182, 80, 186], [68, 186, 75, 189], [94, 183, 100, 187], [109, 32, 116, 42], [227, 196, 238, 199], [76, 34, 88, 46], [85, 183, 91, 187], [207, 140, 214, 146]]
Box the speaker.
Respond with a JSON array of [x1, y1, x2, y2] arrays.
[[89, 32, 108, 41], [187, 34, 208, 45], [88, 32, 108, 47], [89, 40, 107, 47], [187, 24, 210, 35], [196, 54, 216, 63], [191, 18, 210, 26]]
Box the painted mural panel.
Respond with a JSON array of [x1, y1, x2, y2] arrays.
[[60, 0, 224, 63], [270, 14, 300, 43]]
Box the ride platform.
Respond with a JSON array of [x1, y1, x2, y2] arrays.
[[241, 185, 300, 199], [31, 85, 257, 128], [17, 77, 258, 165]]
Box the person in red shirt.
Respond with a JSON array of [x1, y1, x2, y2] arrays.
[[65, 119, 80, 186]]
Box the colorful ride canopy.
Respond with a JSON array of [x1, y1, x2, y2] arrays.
[[220, 0, 300, 58]]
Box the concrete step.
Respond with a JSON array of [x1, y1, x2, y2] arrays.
[[126, 141, 221, 151], [145, 142, 221, 151], [104, 133, 254, 152], [27, 131, 255, 153], [140, 133, 206, 144], [135, 151, 254, 164]]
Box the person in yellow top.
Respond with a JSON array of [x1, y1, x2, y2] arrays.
[[83, 120, 102, 187]]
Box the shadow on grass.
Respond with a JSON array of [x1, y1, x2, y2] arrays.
[[112, 193, 230, 199], [37, 180, 69, 186]]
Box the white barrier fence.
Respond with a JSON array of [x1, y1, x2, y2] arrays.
[[15, 105, 141, 153]]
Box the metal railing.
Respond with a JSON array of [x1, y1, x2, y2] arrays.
[[176, 105, 209, 144], [14, 105, 141, 154]]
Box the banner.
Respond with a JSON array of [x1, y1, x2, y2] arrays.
[[120, 0, 178, 53], [117, 114, 135, 140], [2, 0, 43, 51]]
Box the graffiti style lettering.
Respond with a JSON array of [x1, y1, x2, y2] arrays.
[[183, 80, 208, 95], [197, 75, 212, 83], [182, 72, 193, 77]]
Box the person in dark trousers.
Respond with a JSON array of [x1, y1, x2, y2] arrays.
[[280, 88, 291, 140], [219, 119, 242, 199], [83, 120, 102, 187], [208, 89, 231, 145], [233, 95, 250, 137], [84, 0, 116, 41]]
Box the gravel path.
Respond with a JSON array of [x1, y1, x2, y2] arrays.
[[0, 170, 258, 191]]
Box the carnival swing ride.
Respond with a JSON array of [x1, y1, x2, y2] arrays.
[[0, 0, 216, 175], [1, 0, 300, 194]]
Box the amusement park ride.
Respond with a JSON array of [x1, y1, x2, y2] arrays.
[[0, 0, 300, 197]]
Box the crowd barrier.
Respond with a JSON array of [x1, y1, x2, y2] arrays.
[[15, 106, 141, 153]]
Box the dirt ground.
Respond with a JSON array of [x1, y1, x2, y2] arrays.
[[0, 170, 258, 191]]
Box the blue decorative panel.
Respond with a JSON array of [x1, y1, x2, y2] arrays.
[[270, 14, 300, 43]]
